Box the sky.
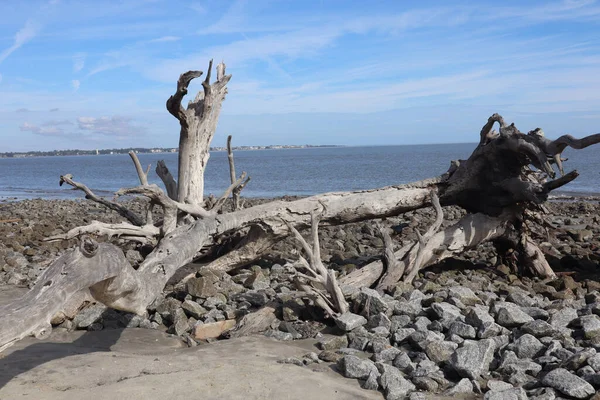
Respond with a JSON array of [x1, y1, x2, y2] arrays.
[[0, 0, 600, 152]]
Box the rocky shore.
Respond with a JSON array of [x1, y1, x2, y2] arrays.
[[1, 196, 600, 399]]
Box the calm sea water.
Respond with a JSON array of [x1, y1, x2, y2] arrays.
[[1, 144, 599, 200]]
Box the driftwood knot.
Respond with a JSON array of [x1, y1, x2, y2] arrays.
[[80, 236, 98, 257]]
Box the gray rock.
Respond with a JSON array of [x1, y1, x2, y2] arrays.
[[506, 290, 537, 307], [528, 387, 556, 400], [499, 351, 542, 376], [373, 347, 402, 363], [450, 339, 496, 379], [487, 380, 513, 391], [318, 335, 349, 351], [465, 306, 495, 329], [587, 353, 600, 372], [171, 308, 189, 336], [203, 294, 227, 309], [181, 299, 208, 319], [484, 387, 528, 400], [580, 315, 600, 339], [392, 352, 415, 374], [394, 301, 422, 318], [409, 393, 427, 400], [392, 328, 415, 344], [231, 291, 269, 307], [549, 308, 578, 330], [411, 316, 432, 332], [390, 315, 412, 332], [243, 268, 270, 290], [264, 330, 293, 341], [562, 348, 596, 371], [449, 321, 477, 339], [541, 368, 595, 399], [431, 302, 462, 321], [278, 357, 304, 366], [448, 286, 482, 306], [377, 363, 416, 400], [367, 313, 392, 330], [443, 378, 473, 395], [362, 369, 380, 391], [522, 307, 549, 320], [513, 333, 546, 359], [370, 337, 392, 354], [412, 376, 439, 392], [187, 277, 218, 298], [73, 303, 107, 329], [356, 288, 389, 316], [496, 304, 534, 328], [521, 320, 558, 338], [425, 340, 459, 364], [338, 355, 377, 379], [335, 312, 367, 332]]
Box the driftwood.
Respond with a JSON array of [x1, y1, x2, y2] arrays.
[[2, 60, 600, 351]]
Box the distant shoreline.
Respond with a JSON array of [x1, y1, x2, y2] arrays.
[[0, 144, 345, 159]]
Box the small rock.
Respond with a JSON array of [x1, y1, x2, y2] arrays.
[[496, 304, 534, 328], [549, 308, 578, 331], [425, 340, 459, 364], [373, 347, 402, 363], [513, 333, 545, 359], [72, 303, 107, 329], [448, 286, 482, 306], [450, 339, 495, 379], [337, 355, 377, 380], [431, 302, 462, 321], [278, 357, 304, 366], [356, 288, 389, 317], [443, 378, 473, 395], [319, 350, 342, 363], [521, 320, 558, 338], [181, 299, 208, 319], [484, 387, 528, 400], [541, 368, 595, 399], [335, 312, 367, 332], [487, 380, 513, 391], [448, 321, 477, 339], [580, 315, 600, 339], [193, 319, 236, 340], [187, 277, 218, 298], [377, 363, 416, 400], [318, 335, 349, 351]]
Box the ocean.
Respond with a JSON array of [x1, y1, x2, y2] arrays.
[[1, 143, 599, 200]]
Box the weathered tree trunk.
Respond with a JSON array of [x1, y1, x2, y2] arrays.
[[3, 62, 600, 351], [167, 60, 231, 204]]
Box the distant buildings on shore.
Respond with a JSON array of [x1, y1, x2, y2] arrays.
[[0, 144, 342, 158]]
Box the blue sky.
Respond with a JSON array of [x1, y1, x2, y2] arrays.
[[1, 0, 600, 151]]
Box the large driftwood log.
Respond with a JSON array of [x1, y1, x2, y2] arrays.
[[2, 58, 600, 351]]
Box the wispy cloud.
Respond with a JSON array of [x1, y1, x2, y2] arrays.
[[73, 53, 85, 72], [71, 79, 80, 91], [77, 115, 145, 137], [148, 36, 180, 43], [20, 119, 72, 136], [0, 19, 39, 64]]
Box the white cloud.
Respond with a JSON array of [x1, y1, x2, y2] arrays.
[[77, 115, 145, 137], [73, 53, 85, 72], [0, 19, 39, 64], [20, 120, 72, 136], [71, 79, 80, 91], [148, 36, 181, 43]]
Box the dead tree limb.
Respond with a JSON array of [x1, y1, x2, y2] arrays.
[[59, 174, 143, 226], [285, 212, 349, 317], [156, 160, 177, 200]]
